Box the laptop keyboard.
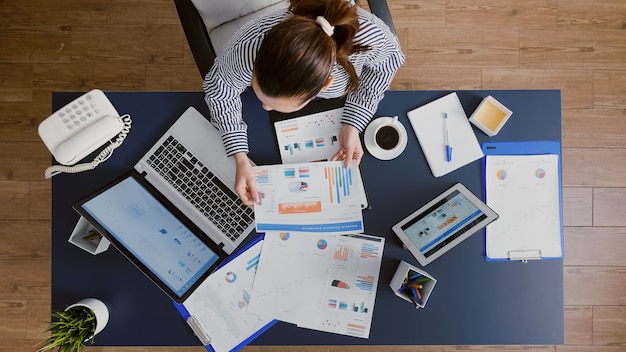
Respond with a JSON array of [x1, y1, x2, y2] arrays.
[[146, 135, 254, 242]]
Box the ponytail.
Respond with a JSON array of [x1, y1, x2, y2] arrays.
[[254, 0, 368, 102]]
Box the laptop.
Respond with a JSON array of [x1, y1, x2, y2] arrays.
[[73, 106, 256, 302]]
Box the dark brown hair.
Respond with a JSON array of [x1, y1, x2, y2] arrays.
[[254, 0, 368, 103]]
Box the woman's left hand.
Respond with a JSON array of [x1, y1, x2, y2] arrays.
[[331, 124, 363, 167]]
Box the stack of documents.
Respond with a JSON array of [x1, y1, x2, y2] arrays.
[[249, 231, 385, 338]]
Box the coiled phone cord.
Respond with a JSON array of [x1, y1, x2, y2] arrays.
[[44, 114, 132, 178]]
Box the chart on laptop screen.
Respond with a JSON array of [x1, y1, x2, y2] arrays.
[[80, 176, 220, 295]]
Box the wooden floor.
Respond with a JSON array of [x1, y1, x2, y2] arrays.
[[1, 0, 625, 351]]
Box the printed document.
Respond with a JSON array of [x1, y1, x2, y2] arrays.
[[181, 240, 272, 352], [253, 161, 364, 234], [484, 154, 562, 259], [247, 231, 385, 338]]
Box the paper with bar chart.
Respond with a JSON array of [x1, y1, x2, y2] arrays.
[[274, 105, 342, 163], [273, 106, 369, 209], [253, 161, 364, 234], [247, 231, 385, 338]]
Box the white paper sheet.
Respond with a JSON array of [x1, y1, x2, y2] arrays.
[[253, 161, 364, 234], [182, 240, 273, 352], [247, 231, 385, 338], [485, 154, 562, 260]]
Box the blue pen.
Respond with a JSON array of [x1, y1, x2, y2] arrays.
[[444, 113, 452, 162]]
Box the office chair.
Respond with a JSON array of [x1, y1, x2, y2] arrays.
[[174, 0, 396, 79]]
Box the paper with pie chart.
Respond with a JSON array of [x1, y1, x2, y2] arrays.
[[247, 231, 385, 338], [484, 154, 562, 260], [180, 240, 272, 352]]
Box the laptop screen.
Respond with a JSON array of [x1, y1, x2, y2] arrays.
[[77, 173, 224, 302]]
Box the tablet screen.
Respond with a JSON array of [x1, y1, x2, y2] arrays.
[[400, 190, 487, 258]]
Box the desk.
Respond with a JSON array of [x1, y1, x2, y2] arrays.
[[51, 90, 563, 346]]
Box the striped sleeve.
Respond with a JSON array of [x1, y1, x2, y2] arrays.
[[341, 8, 406, 132], [203, 11, 288, 156]]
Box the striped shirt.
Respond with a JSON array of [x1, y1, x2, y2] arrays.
[[203, 7, 406, 156]]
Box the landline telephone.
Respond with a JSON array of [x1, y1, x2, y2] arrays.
[[38, 89, 132, 178]]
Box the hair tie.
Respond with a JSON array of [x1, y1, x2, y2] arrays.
[[315, 16, 334, 37]]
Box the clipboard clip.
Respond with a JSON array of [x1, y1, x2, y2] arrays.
[[186, 315, 212, 345], [508, 250, 542, 263]]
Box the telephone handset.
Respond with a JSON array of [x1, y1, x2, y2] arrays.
[[38, 89, 132, 178]]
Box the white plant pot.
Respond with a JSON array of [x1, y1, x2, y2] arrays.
[[65, 298, 109, 336]]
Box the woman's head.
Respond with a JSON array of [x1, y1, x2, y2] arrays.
[[253, 0, 366, 112]]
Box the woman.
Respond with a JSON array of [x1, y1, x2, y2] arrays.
[[204, 0, 405, 206]]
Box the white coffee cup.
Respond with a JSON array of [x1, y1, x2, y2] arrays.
[[364, 116, 408, 160]]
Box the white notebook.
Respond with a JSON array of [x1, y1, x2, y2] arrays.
[[408, 92, 484, 177]]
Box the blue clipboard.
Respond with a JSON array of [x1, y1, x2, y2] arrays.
[[172, 234, 278, 351], [481, 141, 564, 262]]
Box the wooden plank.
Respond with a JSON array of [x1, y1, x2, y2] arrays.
[[389, 0, 446, 29], [564, 227, 626, 266], [0, 25, 71, 64], [145, 64, 202, 91], [520, 29, 626, 69], [564, 266, 626, 305], [0, 0, 110, 25], [594, 70, 626, 109], [390, 66, 482, 90], [562, 148, 626, 187], [482, 68, 593, 109], [594, 188, 626, 226], [70, 24, 184, 64], [563, 188, 593, 227], [446, 0, 558, 29], [0, 63, 33, 102], [0, 301, 27, 339], [111, 0, 180, 25], [0, 259, 50, 300], [29, 182, 51, 220], [0, 141, 51, 181], [564, 306, 593, 345], [406, 29, 519, 68], [33, 63, 147, 91], [558, 346, 626, 352], [563, 108, 626, 148], [0, 90, 52, 142], [593, 306, 626, 346], [442, 346, 555, 351], [26, 299, 50, 340], [0, 219, 50, 260], [557, 0, 626, 29], [0, 181, 30, 220], [333, 347, 442, 352]]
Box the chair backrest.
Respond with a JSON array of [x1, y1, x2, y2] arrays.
[[191, 0, 286, 30], [174, 0, 396, 78]]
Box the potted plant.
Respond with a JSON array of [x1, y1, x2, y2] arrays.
[[37, 298, 109, 352]]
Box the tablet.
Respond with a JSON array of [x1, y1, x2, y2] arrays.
[[392, 183, 498, 266]]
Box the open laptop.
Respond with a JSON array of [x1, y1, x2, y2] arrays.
[[73, 106, 256, 302]]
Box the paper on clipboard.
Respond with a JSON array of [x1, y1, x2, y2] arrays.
[[482, 141, 564, 261], [173, 238, 276, 352]]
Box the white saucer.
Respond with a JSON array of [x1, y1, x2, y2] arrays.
[[364, 116, 408, 161]]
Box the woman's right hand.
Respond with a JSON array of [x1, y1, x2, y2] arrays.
[[233, 152, 259, 206]]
